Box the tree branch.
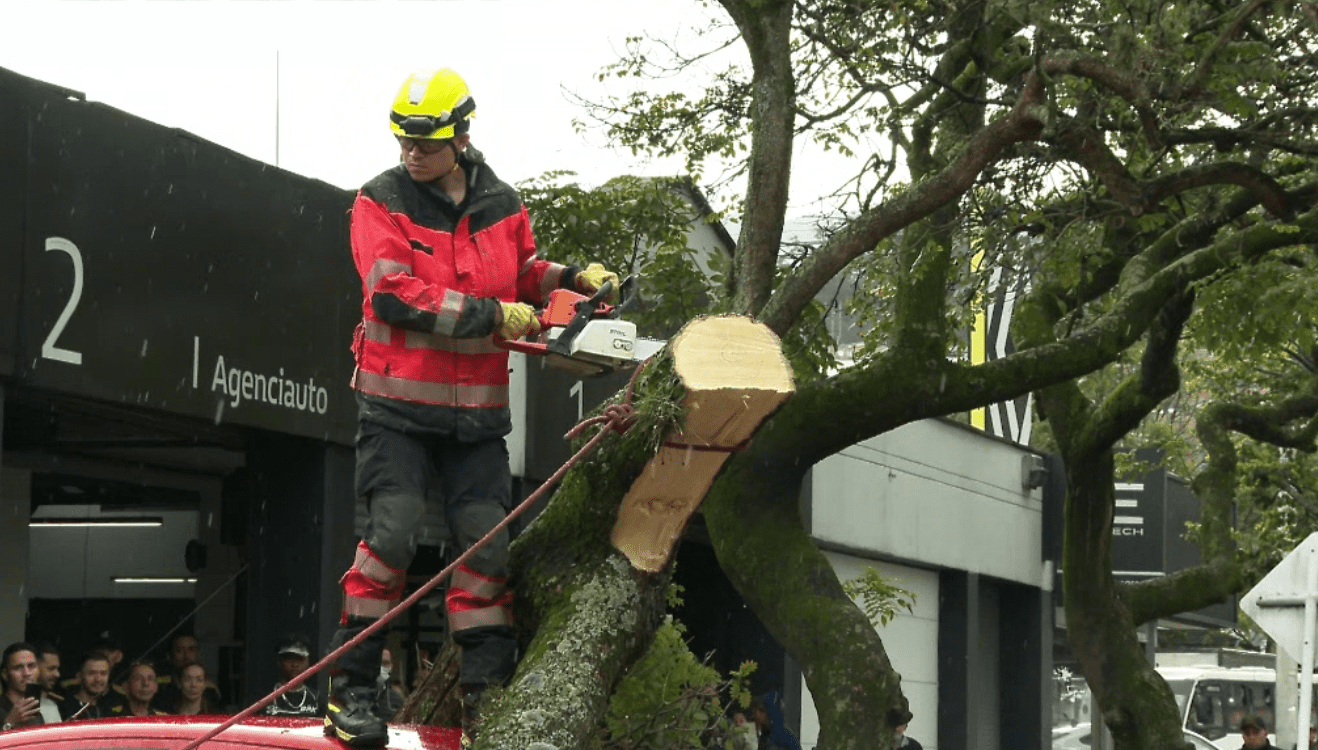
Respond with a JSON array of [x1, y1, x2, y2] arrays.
[[1127, 376, 1318, 625], [760, 70, 1047, 336], [1212, 392, 1318, 451], [1077, 290, 1192, 457], [1041, 52, 1163, 150], [1143, 163, 1293, 219], [1049, 118, 1147, 213], [1049, 116, 1295, 219], [720, 0, 796, 318], [1122, 562, 1240, 626], [1180, 0, 1271, 98]]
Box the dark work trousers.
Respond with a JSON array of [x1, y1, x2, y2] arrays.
[[330, 421, 517, 688]]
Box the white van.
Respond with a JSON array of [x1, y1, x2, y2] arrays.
[[1158, 665, 1278, 750], [1054, 665, 1283, 750]]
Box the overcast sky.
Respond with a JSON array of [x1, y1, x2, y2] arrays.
[[4, 1, 860, 239], [3, 2, 693, 184]]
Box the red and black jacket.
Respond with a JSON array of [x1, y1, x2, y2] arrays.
[[349, 149, 577, 439]]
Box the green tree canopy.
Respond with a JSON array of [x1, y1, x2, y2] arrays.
[[452, 2, 1318, 749]]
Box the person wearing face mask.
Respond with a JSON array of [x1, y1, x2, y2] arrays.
[[374, 648, 405, 722], [327, 66, 621, 749]]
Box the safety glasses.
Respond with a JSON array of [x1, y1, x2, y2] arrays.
[[396, 136, 452, 156]]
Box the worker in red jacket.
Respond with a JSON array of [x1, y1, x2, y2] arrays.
[[326, 67, 619, 748]]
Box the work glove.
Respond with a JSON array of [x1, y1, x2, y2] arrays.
[[498, 301, 542, 340], [575, 263, 620, 303]]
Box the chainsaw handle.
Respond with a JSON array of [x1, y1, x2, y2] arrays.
[[495, 337, 547, 355], [585, 278, 615, 308], [549, 280, 614, 357], [615, 276, 639, 315], [493, 309, 551, 354]]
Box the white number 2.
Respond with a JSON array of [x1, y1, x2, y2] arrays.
[[41, 237, 84, 366]]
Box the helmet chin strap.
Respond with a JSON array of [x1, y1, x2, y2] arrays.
[[445, 140, 464, 177]]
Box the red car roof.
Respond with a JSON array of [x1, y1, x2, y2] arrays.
[[0, 716, 461, 750]]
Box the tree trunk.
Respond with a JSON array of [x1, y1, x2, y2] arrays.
[[396, 642, 462, 727], [472, 316, 792, 749], [1029, 297, 1197, 750], [1061, 452, 1188, 750]]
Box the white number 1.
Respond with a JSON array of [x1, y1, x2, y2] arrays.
[[569, 380, 583, 421], [41, 237, 84, 366]]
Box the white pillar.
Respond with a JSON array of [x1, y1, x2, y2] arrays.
[[1280, 649, 1299, 750]]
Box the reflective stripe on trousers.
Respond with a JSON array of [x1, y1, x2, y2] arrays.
[[340, 541, 406, 623], [447, 564, 513, 630]]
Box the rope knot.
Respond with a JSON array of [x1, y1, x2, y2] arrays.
[[562, 357, 650, 442], [563, 402, 636, 441], [602, 403, 637, 431]]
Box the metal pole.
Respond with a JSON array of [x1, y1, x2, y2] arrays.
[[1299, 548, 1317, 750], [274, 50, 280, 167]]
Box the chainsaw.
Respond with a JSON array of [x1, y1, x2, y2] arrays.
[[496, 276, 654, 376]]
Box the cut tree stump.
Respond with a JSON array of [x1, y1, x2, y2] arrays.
[[611, 315, 795, 572], [395, 640, 462, 727]]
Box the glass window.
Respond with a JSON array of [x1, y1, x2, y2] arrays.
[[1189, 681, 1227, 740], [1166, 679, 1194, 720]]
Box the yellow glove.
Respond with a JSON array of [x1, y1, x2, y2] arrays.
[[498, 302, 542, 340], [575, 263, 620, 302]]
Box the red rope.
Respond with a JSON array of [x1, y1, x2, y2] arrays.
[[178, 364, 646, 750]]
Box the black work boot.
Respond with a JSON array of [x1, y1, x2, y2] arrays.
[[459, 684, 486, 749], [323, 616, 389, 748], [325, 675, 387, 748]]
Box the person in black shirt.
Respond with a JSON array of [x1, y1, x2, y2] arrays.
[[264, 634, 319, 718], [1242, 715, 1280, 750], [58, 652, 123, 721], [895, 720, 924, 750], [0, 643, 43, 731]]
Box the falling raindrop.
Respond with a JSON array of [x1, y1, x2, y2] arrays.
[[140, 339, 149, 357]]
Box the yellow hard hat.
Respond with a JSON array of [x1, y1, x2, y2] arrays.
[[390, 68, 476, 140]]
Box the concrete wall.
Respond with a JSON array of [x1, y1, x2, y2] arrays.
[[803, 418, 1051, 750], [811, 419, 1047, 588], [798, 554, 940, 750]]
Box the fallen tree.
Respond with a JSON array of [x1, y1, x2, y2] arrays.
[[407, 1, 1318, 748]]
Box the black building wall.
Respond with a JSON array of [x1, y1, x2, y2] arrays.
[[2, 63, 363, 707], [237, 433, 356, 705]]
